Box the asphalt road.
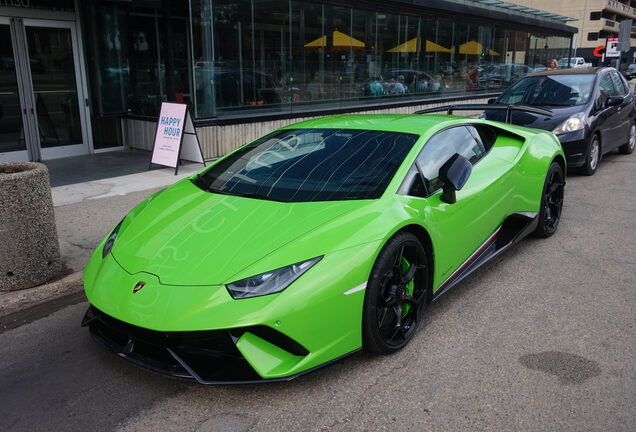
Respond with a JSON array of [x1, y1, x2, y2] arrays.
[[1, 151, 635, 432]]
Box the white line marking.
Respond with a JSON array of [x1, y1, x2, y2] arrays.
[[344, 281, 367, 295]]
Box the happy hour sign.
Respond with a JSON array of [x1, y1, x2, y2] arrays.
[[151, 102, 188, 168]]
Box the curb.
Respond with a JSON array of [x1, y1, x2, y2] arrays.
[[0, 271, 84, 319]]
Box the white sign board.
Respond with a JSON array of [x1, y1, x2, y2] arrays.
[[150, 102, 205, 174], [606, 37, 620, 58]]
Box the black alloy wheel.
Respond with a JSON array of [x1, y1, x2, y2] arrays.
[[363, 232, 428, 354], [533, 161, 565, 238], [580, 134, 600, 176], [619, 122, 636, 154]]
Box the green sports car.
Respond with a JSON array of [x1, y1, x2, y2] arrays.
[[81, 113, 566, 383]]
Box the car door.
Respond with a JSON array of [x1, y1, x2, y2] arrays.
[[402, 125, 512, 289], [610, 70, 634, 150], [595, 72, 622, 146]]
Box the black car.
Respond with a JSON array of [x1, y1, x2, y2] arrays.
[[484, 67, 636, 175], [622, 63, 636, 80]]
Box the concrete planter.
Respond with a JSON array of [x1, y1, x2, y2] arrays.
[[0, 162, 62, 291]]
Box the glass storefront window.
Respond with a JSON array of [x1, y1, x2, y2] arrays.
[[83, 0, 574, 122]]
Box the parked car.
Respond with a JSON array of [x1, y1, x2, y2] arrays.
[[558, 57, 591, 68], [82, 113, 565, 383], [484, 67, 635, 175], [194, 63, 282, 108], [483, 63, 533, 86], [622, 63, 636, 80], [531, 64, 547, 73]]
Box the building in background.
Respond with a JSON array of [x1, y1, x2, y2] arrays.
[[0, 0, 576, 163], [508, 0, 636, 64]]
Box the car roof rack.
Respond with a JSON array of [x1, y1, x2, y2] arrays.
[[414, 104, 553, 124]]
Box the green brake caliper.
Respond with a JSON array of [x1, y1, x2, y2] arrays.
[[402, 257, 414, 317]]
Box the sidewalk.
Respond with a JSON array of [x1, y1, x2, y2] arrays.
[[0, 151, 204, 320]]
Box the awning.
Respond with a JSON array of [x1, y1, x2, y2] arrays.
[[304, 30, 365, 49], [387, 37, 451, 53]]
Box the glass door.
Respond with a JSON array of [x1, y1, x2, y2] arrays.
[[0, 20, 29, 161], [24, 19, 90, 160], [0, 18, 90, 162]]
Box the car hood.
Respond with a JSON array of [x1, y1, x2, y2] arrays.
[[111, 179, 367, 286], [484, 104, 586, 132]]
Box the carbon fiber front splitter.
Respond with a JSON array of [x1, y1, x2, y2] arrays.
[[81, 305, 358, 384]]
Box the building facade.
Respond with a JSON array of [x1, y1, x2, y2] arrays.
[[509, 0, 636, 63], [0, 0, 576, 163]]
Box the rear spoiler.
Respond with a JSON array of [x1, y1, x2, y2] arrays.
[[414, 104, 553, 124]]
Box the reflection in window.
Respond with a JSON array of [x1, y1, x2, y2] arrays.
[[193, 128, 419, 202], [415, 126, 484, 194], [191, 1, 573, 117], [82, 0, 575, 121]]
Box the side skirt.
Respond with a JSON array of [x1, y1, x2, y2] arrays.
[[431, 212, 538, 302]]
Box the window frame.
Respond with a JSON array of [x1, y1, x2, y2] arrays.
[[595, 71, 617, 111], [398, 123, 494, 199], [610, 70, 628, 95]]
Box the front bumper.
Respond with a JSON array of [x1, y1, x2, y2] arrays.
[[557, 129, 588, 168], [82, 241, 379, 382], [82, 304, 357, 384]]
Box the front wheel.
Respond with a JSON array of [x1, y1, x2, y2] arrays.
[[362, 232, 428, 354], [619, 122, 636, 154], [533, 161, 565, 238], [579, 134, 600, 176]]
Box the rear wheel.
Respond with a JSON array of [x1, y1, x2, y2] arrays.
[[362, 232, 428, 354], [619, 122, 635, 154], [533, 161, 565, 238], [579, 134, 600, 176]]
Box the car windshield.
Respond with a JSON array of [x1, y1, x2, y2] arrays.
[[498, 74, 595, 106], [192, 128, 418, 202]]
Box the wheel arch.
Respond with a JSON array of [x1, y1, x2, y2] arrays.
[[592, 129, 602, 154], [552, 153, 566, 175], [395, 224, 435, 303]]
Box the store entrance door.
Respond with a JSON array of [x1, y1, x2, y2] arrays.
[[0, 17, 90, 162]]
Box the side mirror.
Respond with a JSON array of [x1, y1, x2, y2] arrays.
[[606, 95, 624, 107], [439, 153, 472, 204], [487, 98, 497, 104]]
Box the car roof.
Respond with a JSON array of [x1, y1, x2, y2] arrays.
[[526, 67, 607, 77], [283, 114, 463, 135]]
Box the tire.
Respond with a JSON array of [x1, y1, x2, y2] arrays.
[[619, 121, 636, 154], [362, 232, 429, 354], [579, 134, 600, 176], [533, 161, 565, 238]]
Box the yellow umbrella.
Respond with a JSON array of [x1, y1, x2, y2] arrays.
[[459, 40, 482, 55], [304, 30, 365, 49], [387, 37, 451, 53], [488, 49, 499, 56]]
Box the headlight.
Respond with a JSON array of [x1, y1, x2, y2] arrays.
[[553, 112, 586, 135], [102, 218, 124, 259], [226, 256, 322, 299]]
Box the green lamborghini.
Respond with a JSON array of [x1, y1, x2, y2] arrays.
[[82, 111, 566, 383]]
